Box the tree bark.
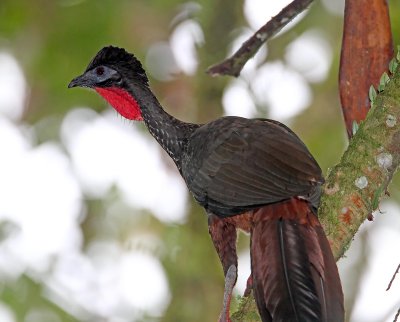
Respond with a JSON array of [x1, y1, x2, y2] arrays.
[[321, 59, 400, 259]]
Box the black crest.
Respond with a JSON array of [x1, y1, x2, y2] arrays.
[[86, 46, 148, 85]]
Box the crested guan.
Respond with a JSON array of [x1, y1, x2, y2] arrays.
[[68, 46, 344, 322]]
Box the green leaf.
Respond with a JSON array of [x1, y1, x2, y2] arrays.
[[352, 121, 359, 135], [378, 72, 390, 92], [389, 58, 398, 74], [397, 45, 400, 61], [369, 85, 377, 102], [372, 184, 385, 209]]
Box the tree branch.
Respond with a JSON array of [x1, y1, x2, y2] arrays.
[[386, 263, 400, 291], [319, 60, 400, 259], [206, 0, 314, 77], [231, 57, 400, 321]]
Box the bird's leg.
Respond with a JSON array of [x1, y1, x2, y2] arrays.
[[219, 265, 237, 322], [208, 213, 238, 322]]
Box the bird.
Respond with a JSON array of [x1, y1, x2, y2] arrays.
[[68, 45, 344, 322]]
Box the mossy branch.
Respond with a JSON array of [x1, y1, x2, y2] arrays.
[[231, 294, 261, 322], [230, 58, 400, 320], [320, 60, 400, 259]]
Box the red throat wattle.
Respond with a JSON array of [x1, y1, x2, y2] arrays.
[[95, 87, 143, 121]]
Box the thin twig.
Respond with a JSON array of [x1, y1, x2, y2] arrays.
[[387, 263, 400, 291], [207, 0, 314, 77], [394, 307, 400, 322]]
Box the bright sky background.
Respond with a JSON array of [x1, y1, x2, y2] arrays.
[[1, 0, 399, 321]]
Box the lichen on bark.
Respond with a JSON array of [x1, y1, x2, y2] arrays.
[[319, 63, 400, 260]]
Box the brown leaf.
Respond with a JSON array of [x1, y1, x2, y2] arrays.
[[339, 0, 393, 138]]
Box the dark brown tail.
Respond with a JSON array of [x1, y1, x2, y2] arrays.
[[250, 199, 344, 322]]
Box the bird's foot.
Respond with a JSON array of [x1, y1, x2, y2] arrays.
[[218, 265, 237, 322]]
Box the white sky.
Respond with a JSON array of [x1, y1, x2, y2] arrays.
[[170, 19, 204, 76], [0, 53, 26, 121], [0, 303, 15, 322], [285, 30, 332, 83]]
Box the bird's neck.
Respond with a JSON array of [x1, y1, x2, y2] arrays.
[[139, 89, 192, 165], [97, 84, 195, 165]]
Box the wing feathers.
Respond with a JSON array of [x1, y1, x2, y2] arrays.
[[183, 117, 323, 215]]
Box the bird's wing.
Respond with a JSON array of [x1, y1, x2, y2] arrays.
[[185, 117, 323, 215]]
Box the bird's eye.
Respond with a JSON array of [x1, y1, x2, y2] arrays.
[[114, 75, 122, 84], [96, 66, 105, 76]]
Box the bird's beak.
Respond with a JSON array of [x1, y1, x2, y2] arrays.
[[68, 72, 94, 89]]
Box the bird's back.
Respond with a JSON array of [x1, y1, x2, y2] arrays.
[[181, 116, 323, 217]]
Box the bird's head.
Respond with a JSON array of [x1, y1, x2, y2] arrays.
[[68, 46, 148, 120]]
